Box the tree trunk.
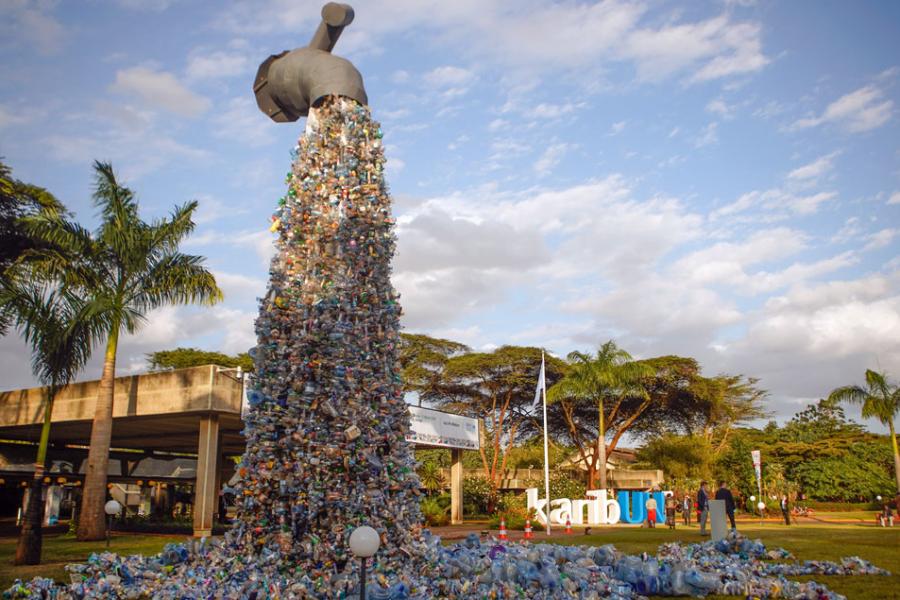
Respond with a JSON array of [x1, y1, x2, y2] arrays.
[[14, 389, 55, 565], [890, 419, 900, 494], [77, 326, 118, 541], [597, 397, 607, 490], [14, 478, 45, 565]]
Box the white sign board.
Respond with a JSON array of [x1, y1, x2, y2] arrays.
[[406, 406, 479, 450], [709, 499, 728, 542]]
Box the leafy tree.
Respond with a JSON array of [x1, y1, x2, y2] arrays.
[[792, 443, 894, 501], [693, 374, 769, 453], [434, 345, 565, 509], [0, 281, 106, 564], [547, 341, 651, 489], [0, 160, 67, 334], [147, 347, 253, 372], [19, 161, 223, 540], [782, 397, 864, 442], [399, 332, 469, 403], [710, 397, 894, 501], [636, 434, 713, 483], [828, 370, 900, 493]]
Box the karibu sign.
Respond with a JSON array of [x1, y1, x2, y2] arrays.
[[526, 488, 672, 525], [406, 405, 479, 450]]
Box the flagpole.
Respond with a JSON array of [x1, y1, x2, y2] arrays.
[[541, 350, 551, 535]]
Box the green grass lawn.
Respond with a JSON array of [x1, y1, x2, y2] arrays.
[[0, 533, 183, 590], [0, 518, 897, 598]]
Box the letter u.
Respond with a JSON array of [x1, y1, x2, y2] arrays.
[[617, 491, 647, 524]]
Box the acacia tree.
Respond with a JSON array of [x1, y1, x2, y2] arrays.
[[399, 333, 469, 404], [20, 161, 223, 540], [432, 345, 565, 509], [829, 370, 900, 493], [0, 281, 106, 564]]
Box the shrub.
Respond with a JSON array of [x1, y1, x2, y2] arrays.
[[463, 475, 495, 514], [420, 496, 450, 527]]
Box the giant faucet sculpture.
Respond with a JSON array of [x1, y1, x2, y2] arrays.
[[253, 2, 368, 122], [232, 2, 427, 595]]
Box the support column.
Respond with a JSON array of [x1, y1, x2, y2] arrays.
[[450, 448, 463, 525], [193, 414, 221, 537]]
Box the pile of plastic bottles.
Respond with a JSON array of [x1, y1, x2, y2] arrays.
[[230, 95, 429, 593], [2, 98, 891, 599], [3, 530, 890, 599]]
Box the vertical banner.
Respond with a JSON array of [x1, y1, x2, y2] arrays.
[[751, 449, 763, 500]]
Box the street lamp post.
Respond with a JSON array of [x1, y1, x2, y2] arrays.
[[104, 500, 122, 548], [348, 525, 380, 600]]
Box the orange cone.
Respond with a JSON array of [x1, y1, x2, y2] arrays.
[[565, 517, 572, 534], [524, 519, 533, 540], [498, 517, 508, 541]]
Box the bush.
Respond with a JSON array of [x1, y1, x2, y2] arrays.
[[463, 475, 495, 514], [420, 496, 450, 527], [522, 472, 586, 501], [804, 500, 882, 512]]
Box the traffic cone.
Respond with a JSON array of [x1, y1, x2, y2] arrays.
[[565, 517, 572, 534], [524, 519, 533, 540], [498, 517, 508, 541]]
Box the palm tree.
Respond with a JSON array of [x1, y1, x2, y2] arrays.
[[418, 462, 446, 495], [548, 341, 650, 489], [828, 370, 900, 493], [20, 161, 223, 540], [0, 280, 106, 564]]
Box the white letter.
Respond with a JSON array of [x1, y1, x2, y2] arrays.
[[526, 488, 548, 525], [549, 498, 572, 525]]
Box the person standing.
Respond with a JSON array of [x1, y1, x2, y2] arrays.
[[715, 481, 736, 530], [780, 495, 790, 525], [665, 494, 677, 530], [682, 494, 692, 526], [697, 481, 710, 535], [645, 494, 658, 528]]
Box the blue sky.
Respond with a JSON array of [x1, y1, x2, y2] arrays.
[[1, 0, 899, 429]]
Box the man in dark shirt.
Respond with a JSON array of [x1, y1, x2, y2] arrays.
[[715, 480, 736, 530], [697, 481, 710, 535]]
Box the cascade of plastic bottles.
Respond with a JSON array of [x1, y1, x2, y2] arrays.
[[231, 95, 426, 591]]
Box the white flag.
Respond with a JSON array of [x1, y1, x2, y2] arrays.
[[531, 355, 545, 412]]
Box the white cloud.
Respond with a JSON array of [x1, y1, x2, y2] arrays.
[[423, 65, 474, 88], [694, 122, 719, 148], [786, 151, 839, 182], [113, 0, 181, 10], [706, 97, 734, 118], [625, 15, 768, 83], [186, 50, 250, 80], [792, 85, 893, 133], [212, 96, 277, 147], [831, 217, 862, 244], [533, 142, 571, 176], [888, 192, 900, 206], [0, 0, 65, 55], [609, 120, 627, 135], [532, 102, 582, 120], [110, 66, 211, 117], [186, 228, 275, 267], [863, 228, 898, 251], [214, 1, 767, 85]]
